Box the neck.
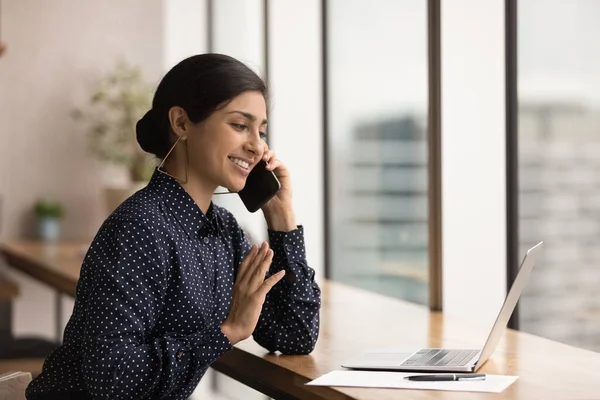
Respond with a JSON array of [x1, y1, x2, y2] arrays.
[[180, 173, 216, 214], [163, 160, 216, 214]]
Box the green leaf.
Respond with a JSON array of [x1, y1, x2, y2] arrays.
[[34, 200, 64, 218]]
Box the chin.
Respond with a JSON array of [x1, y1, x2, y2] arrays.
[[223, 178, 247, 193]]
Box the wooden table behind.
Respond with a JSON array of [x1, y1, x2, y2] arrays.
[[2, 241, 600, 400], [0, 242, 83, 298]]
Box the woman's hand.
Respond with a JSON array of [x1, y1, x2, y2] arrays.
[[221, 242, 285, 345], [261, 143, 292, 209], [260, 144, 297, 231]]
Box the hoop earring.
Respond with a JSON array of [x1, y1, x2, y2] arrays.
[[158, 136, 188, 184]]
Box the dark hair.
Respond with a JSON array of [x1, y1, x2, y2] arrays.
[[136, 53, 268, 159]]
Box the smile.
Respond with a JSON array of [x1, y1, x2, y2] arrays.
[[228, 157, 250, 170]]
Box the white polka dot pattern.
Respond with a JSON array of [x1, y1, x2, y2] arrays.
[[26, 169, 321, 399]]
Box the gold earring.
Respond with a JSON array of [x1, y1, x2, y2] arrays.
[[158, 136, 188, 184]]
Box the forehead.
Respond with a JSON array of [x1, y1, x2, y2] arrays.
[[220, 91, 267, 119]]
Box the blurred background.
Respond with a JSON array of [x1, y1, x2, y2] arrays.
[[517, 0, 600, 353], [0, 0, 599, 399]]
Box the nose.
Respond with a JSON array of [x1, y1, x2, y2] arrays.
[[243, 130, 265, 156]]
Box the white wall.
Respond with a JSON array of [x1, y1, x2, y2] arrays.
[[212, 0, 265, 73], [441, 0, 507, 327], [0, 0, 164, 241], [163, 0, 209, 71], [268, 0, 324, 280]]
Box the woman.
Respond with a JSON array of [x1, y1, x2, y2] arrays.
[[26, 54, 321, 400]]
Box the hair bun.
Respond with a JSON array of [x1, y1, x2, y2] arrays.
[[136, 109, 161, 156]]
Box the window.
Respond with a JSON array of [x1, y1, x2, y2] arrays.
[[325, 0, 430, 304], [518, 0, 600, 352]]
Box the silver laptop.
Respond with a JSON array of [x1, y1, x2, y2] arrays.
[[342, 241, 543, 373]]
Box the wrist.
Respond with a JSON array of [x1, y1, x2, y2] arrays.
[[264, 207, 296, 232], [220, 322, 241, 345]]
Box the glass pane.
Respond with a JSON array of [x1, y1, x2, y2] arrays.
[[518, 0, 600, 352], [326, 0, 429, 304]]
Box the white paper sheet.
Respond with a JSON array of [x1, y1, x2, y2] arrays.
[[306, 370, 518, 393]]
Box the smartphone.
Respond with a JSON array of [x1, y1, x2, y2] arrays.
[[238, 160, 281, 213]]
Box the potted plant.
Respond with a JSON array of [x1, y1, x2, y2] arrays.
[[34, 200, 64, 242], [72, 60, 155, 213]]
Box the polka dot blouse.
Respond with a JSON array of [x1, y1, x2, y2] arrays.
[[26, 169, 321, 400]]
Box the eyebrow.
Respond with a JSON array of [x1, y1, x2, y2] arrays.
[[227, 110, 268, 125]]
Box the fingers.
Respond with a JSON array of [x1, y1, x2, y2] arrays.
[[238, 242, 269, 286], [257, 269, 286, 297], [262, 144, 270, 160], [237, 244, 259, 282], [263, 148, 275, 164], [249, 246, 273, 288], [265, 159, 282, 172], [261, 147, 288, 175], [262, 150, 282, 173]]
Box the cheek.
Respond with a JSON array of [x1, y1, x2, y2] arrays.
[[187, 140, 209, 160], [184, 141, 213, 172], [189, 140, 230, 173], [188, 125, 243, 167], [207, 126, 239, 151]]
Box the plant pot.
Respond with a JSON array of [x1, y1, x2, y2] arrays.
[[104, 182, 147, 215], [37, 217, 61, 242]]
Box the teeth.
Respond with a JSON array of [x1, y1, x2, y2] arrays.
[[230, 157, 249, 169]]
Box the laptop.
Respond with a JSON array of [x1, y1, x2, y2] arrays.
[[341, 241, 543, 373]]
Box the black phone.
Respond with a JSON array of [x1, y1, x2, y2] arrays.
[[238, 160, 281, 213]]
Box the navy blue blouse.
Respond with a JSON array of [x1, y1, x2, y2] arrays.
[[26, 170, 321, 400]]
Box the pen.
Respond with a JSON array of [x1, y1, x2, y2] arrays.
[[405, 373, 486, 381]]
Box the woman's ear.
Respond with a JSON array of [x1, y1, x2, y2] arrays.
[[168, 106, 189, 140]]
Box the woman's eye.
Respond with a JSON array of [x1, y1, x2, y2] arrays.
[[259, 132, 268, 140], [232, 123, 247, 131]]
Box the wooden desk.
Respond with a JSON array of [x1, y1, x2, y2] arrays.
[[0, 274, 19, 301], [0, 269, 20, 337], [2, 240, 600, 400], [0, 242, 84, 298]]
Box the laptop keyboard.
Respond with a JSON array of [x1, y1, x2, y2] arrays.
[[400, 349, 479, 367]]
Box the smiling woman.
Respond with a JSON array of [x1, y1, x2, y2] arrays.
[[155, 91, 268, 194], [136, 55, 269, 192], [25, 54, 321, 400]]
